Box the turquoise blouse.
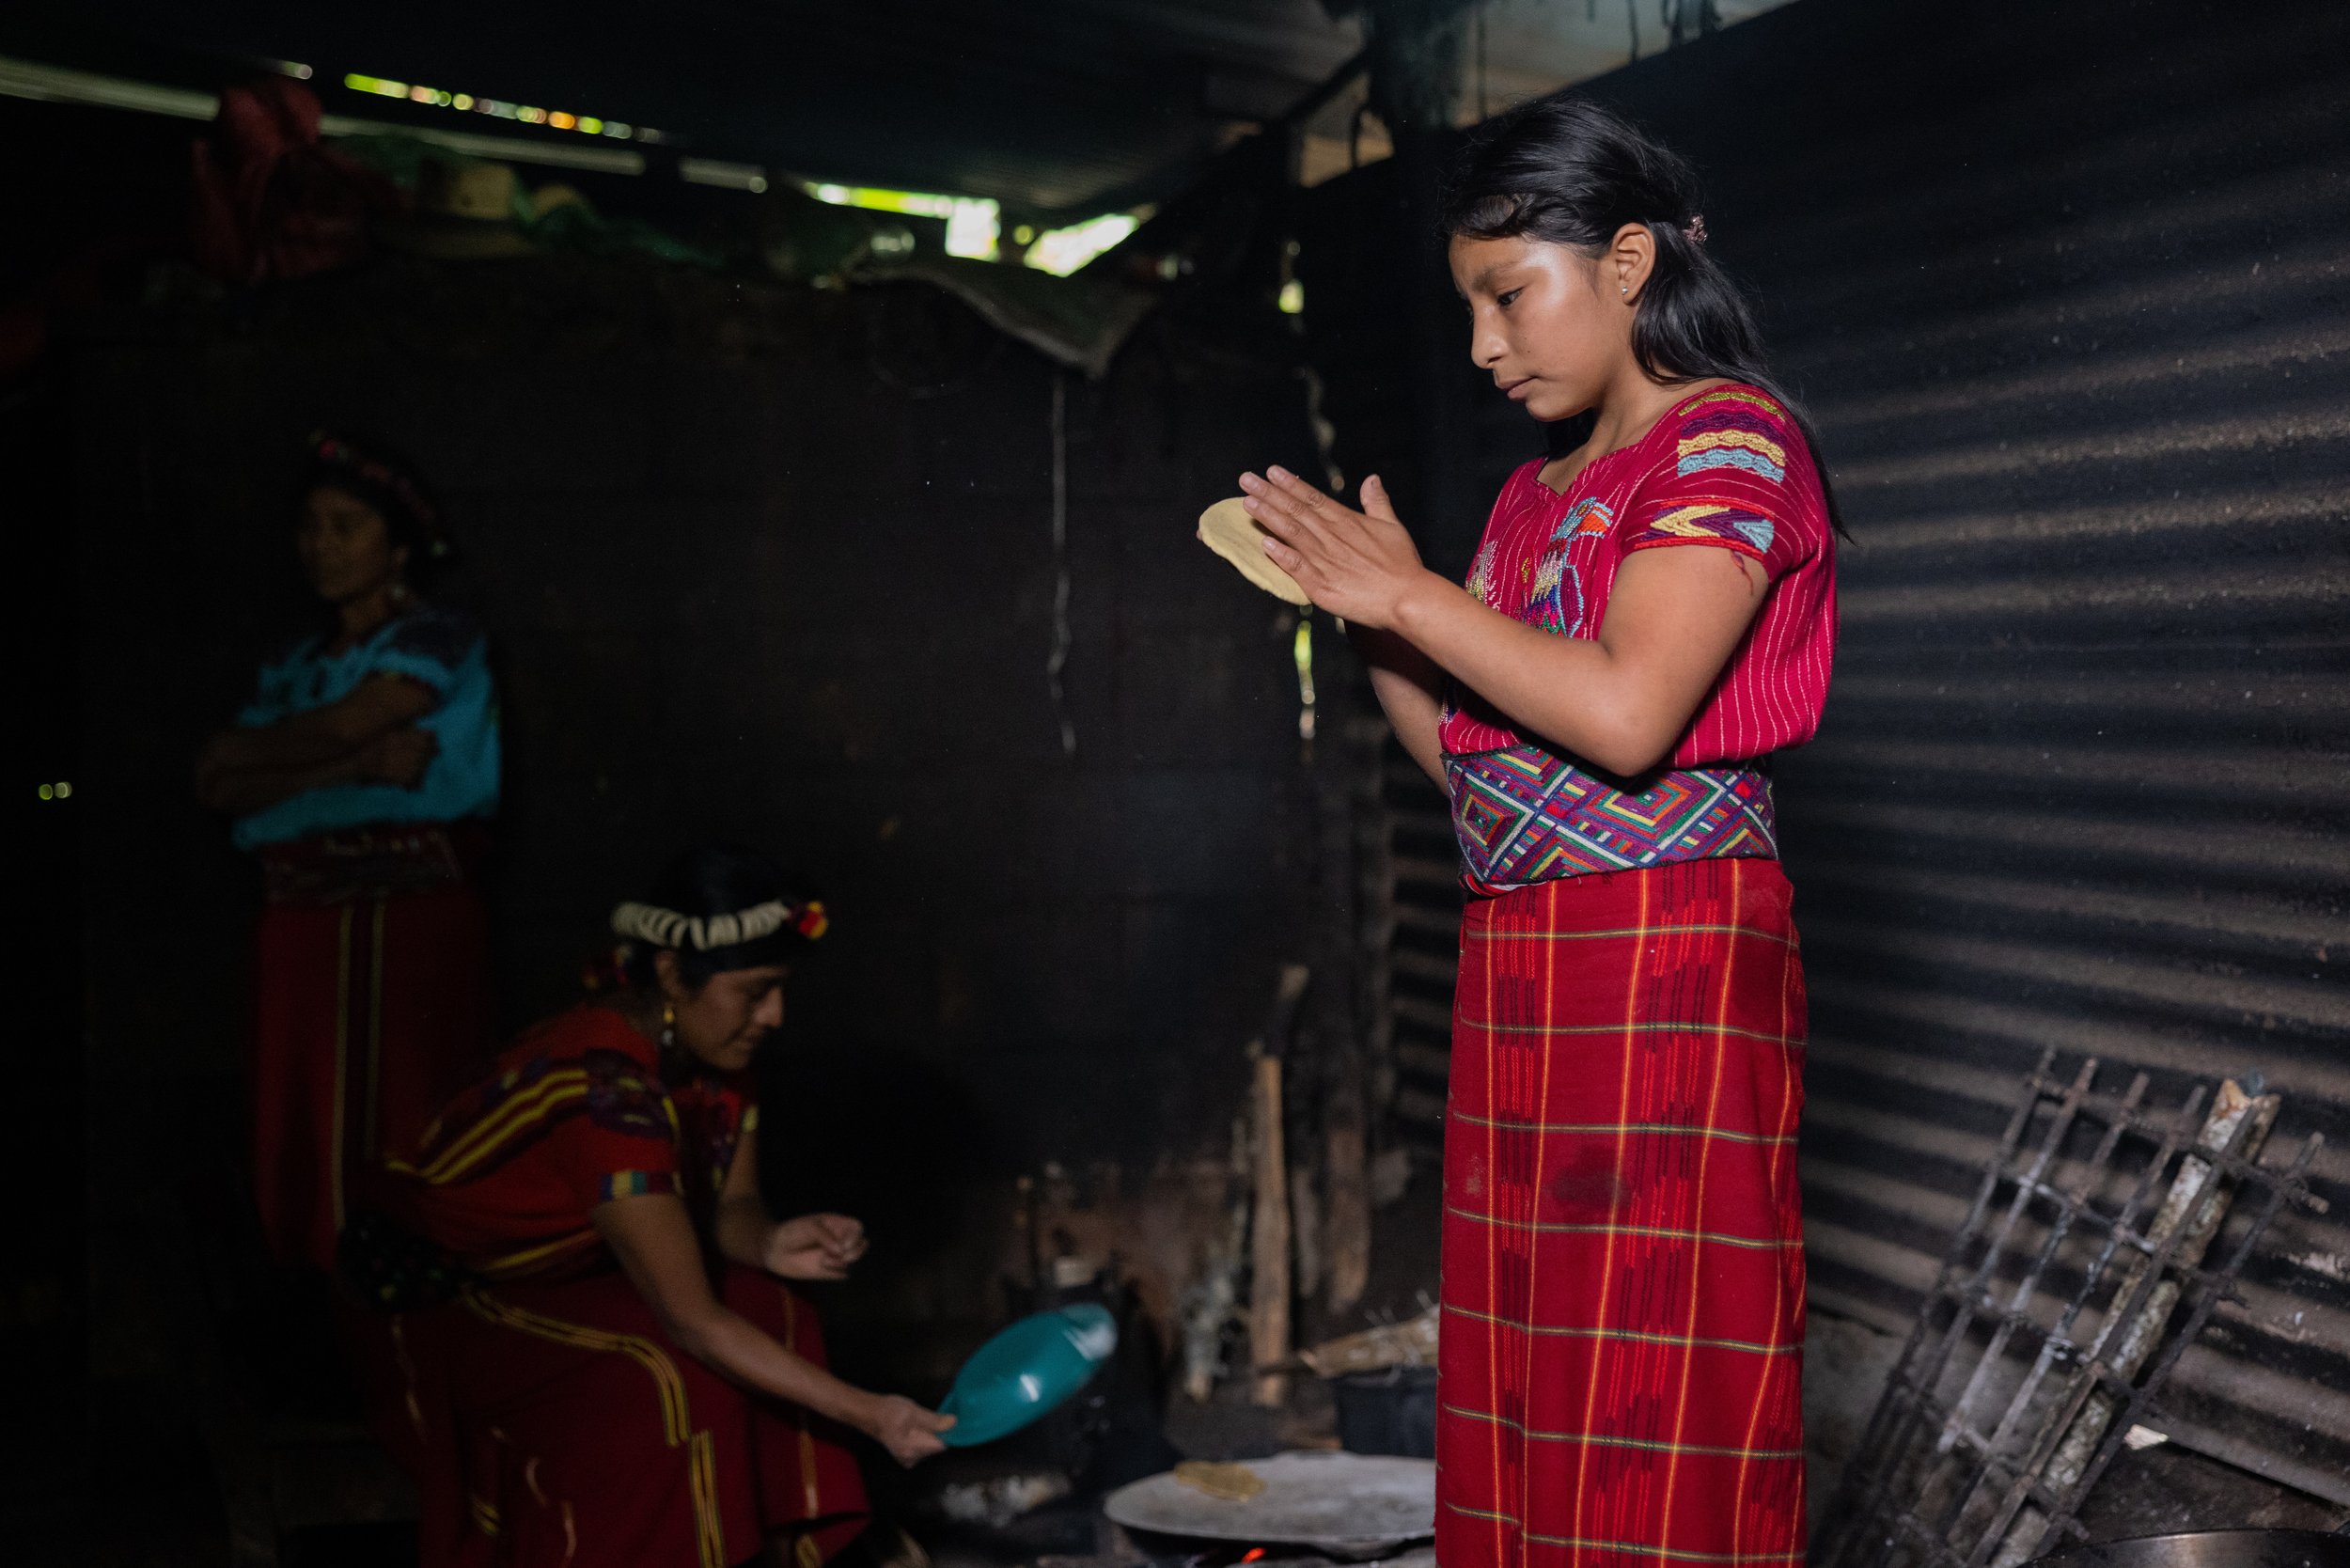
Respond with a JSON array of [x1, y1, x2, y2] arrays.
[[231, 604, 500, 850]]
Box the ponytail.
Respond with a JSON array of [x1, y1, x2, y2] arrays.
[[1440, 94, 1846, 538]]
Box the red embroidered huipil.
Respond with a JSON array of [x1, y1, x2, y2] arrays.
[[388, 1004, 757, 1282], [1438, 384, 1837, 890]]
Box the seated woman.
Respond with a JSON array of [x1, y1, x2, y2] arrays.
[[196, 431, 499, 1270], [365, 845, 951, 1568]]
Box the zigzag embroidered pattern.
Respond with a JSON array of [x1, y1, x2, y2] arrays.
[[1679, 446, 1785, 481], [1675, 397, 1792, 484], [1684, 386, 1791, 419], [1443, 746, 1778, 887], [1639, 503, 1776, 556]]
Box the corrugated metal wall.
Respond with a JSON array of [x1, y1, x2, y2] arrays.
[[1761, 0, 2350, 1500], [1303, 0, 2350, 1507]]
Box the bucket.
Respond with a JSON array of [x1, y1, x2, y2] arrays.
[[1331, 1365, 1438, 1459]]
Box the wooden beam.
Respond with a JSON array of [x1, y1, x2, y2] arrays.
[[1249, 1051, 1292, 1407]]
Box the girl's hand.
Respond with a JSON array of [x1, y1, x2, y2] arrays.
[[1238, 469, 1435, 632], [861, 1393, 956, 1466], [764, 1214, 868, 1280]]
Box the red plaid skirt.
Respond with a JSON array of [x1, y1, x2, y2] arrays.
[[1436, 857, 1808, 1568]]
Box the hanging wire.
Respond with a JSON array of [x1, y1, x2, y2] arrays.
[[1046, 371, 1076, 759]]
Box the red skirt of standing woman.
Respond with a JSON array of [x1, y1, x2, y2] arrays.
[[1436, 856, 1808, 1568], [251, 825, 495, 1269], [377, 1266, 870, 1568]]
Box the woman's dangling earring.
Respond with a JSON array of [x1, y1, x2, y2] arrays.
[[661, 1002, 677, 1050]]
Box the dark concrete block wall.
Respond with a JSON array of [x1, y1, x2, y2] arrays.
[[68, 258, 1327, 1370]]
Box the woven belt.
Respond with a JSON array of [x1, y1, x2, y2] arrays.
[[1443, 745, 1778, 892]]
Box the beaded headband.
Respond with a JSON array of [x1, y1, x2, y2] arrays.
[[610, 898, 831, 951], [309, 431, 451, 560]]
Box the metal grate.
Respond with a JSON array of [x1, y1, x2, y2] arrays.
[[1819, 1056, 2329, 1568]]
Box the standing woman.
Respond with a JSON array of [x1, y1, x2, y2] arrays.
[[1241, 98, 1833, 1566], [197, 432, 499, 1271]]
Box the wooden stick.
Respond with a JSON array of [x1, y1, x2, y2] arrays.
[[1249, 1051, 1292, 1406], [1324, 1053, 1371, 1316]]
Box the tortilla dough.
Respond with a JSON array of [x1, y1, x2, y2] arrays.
[[1198, 497, 1311, 605], [1172, 1460, 1268, 1502]]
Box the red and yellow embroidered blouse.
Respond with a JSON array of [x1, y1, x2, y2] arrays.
[[1439, 383, 1838, 767], [389, 1004, 757, 1282]]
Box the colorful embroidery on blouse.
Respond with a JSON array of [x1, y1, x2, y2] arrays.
[[1527, 498, 1614, 631], [1530, 548, 1579, 632], [597, 1169, 681, 1201], [1466, 540, 1502, 608], [1685, 385, 1793, 421], [1634, 502, 1777, 557], [399, 1049, 676, 1188], [1445, 747, 1778, 888], [584, 1049, 678, 1140], [1674, 398, 1792, 484], [1558, 497, 1614, 540]]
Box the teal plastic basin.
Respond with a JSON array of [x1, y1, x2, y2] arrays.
[[937, 1303, 1119, 1448]]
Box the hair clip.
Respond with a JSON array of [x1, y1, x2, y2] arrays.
[[1684, 213, 1708, 245]]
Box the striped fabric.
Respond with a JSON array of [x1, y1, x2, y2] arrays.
[[1438, 857, 1808, 1568], [248, 869, 494, 1270], [387, 1005, 728, 1283], [1440, 384, 1836, 773], [378, 1267, 870, 1568], [598, 1169, 681, 1202]]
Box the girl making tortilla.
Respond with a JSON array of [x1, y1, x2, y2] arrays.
[[196, 433, 498, 1271], [1238, 98, 1836, 1566], [355, 844, 951, 1568]]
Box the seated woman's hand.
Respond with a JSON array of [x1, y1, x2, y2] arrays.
[[764, 1214, 868, 1279], [862, 1393, 955, 1466]]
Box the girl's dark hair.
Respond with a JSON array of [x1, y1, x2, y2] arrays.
[[1441, 94, 1844, 536], [619, 844, 819, 990], [303, 431, 458, 586]]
